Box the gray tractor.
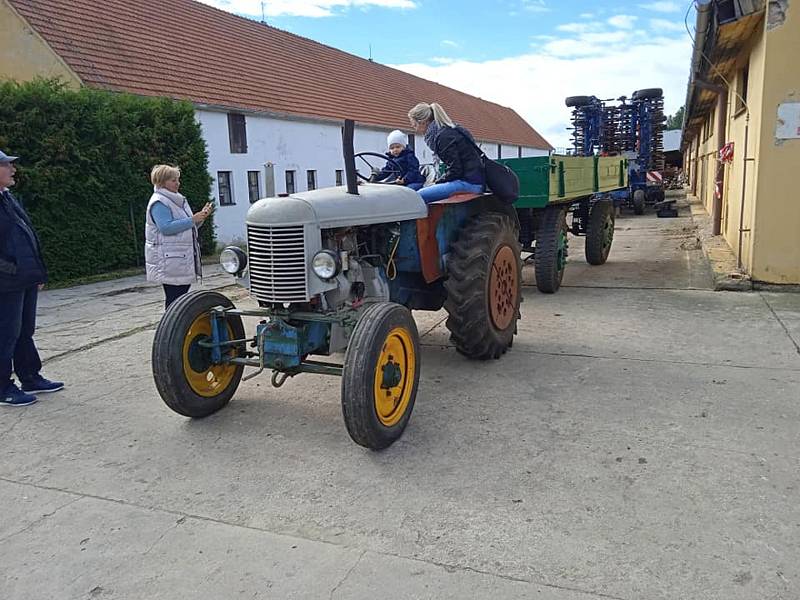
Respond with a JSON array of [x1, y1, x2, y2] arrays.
[[152, 120, 521, 449]]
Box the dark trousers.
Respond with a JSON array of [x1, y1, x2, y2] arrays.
[[163, 284, 190, 309], [0, 286, 42, 391]]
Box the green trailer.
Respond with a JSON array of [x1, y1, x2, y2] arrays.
[[499, 155, 628, 293]]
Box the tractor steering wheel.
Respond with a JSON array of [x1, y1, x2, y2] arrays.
[[353, 152, 403, 183]]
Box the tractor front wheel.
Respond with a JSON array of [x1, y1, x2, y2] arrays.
[[534, 205, 569, 293], [444, 212, 522, 359], [152, 291, 245, 418], [585, 200, 615, 265], [341, 302, 420, 450]]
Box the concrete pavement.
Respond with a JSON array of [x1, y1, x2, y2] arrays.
[[2, 196, 799, 599]]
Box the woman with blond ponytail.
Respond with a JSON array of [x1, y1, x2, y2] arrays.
[[408, 102, 485, 203]]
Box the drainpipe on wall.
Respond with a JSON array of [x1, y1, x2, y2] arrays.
[[712, 87, 728, 235], [682, 1, 713, 198], [737, 112, 752, 270]]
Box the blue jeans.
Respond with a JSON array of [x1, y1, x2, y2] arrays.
[[0, 286, 42, 391], [418, 180, 483, 204]]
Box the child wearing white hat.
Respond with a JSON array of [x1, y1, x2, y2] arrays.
[[371, 130, 425, 190]]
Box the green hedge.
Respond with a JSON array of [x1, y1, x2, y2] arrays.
[[0, 79, 214, 283]]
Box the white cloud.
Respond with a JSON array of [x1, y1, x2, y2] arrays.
[[650, 17, 686, 32], [197, 0, 416, 18], [523, 0, 550, 12], [391, 34, 691, 149], [638, 1, 681, 13], [607, 14, 638, 28], [556, 22, 595, 33], [579, 12, 594, 19], [441, 39, 460, 48]]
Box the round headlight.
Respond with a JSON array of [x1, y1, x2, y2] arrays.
[[220, 246, 247, 274], [312, 250, 340, 280]]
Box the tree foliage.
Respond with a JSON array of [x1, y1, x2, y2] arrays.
[[666, 105, 685, 130], [0, 79, 213, 283]]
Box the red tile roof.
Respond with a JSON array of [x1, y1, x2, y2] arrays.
[[9, 0, 552, 149]]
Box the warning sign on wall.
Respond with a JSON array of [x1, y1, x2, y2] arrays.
[[776, 102, 800, 140]]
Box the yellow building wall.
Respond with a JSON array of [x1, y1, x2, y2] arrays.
[[0, 0, 81, 86], [698, 111, 720, 216], [720, 27, 766, 275], [749, 3, 800, 283]]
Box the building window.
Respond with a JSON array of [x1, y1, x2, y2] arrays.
[[217, 171, 234, 205], [735, 62, 749, 114], [407, 134, 415, 151], [497, 144, 502, 159], [335, 169, 343, 186], [518, 146, 523, 158], [228, 113, 247, 154], [307, 170, 317, 191], [247, 170, 261, 203], [702, 108, 715, 141], [285, 170, 296, 194]]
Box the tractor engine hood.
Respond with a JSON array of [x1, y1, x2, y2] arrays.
[[247, 184, 428, 229]]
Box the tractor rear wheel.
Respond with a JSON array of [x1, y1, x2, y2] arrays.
[[534, 205, 569, 293], [341, 302, 420, 450], [632, 189, 646, 215], [152, 291, 245, 418], [585, 200, 615, 265], [444, 212, 521, 359]]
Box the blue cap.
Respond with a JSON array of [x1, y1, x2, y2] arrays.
[[0, 150, 19, 163]]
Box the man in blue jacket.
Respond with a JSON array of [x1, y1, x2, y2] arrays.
[[0, 150, 64, 406]]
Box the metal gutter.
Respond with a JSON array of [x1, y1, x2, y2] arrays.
[[681, 0, 714, 149]]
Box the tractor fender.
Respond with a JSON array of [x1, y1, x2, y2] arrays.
[[472, 195, 521, 231]]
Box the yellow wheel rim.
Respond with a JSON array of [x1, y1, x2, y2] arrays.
[[373, 326, 416, 427], [181, 313, 238, 397]]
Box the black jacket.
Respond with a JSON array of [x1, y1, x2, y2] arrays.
[[0, 190, 47, 292], [432, 125, 485, 186], [375, 147, 424, 185]]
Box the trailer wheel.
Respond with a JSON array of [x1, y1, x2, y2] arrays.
[[341, 302, 420, 450], [632, 88, 663, 100], [565, 95, 593, 108], [632, 189, 646, 215], [152, 291, 245, 418], [534, 205, 569, 293], [585, 200, 615, 265], [444, 212, 521, 359]]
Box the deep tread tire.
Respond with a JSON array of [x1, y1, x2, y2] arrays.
[[585, 200, 615, 265], [632, 189, 646, 215], [565, 95, 593, 107], [444, 212, 522, 359], [341, 302, 420, 450], [632, 87, 663, 100], [534, 206, 568, 293], [152, 290, 244, 418]]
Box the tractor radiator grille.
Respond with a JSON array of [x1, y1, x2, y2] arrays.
[[246, 224, 309, 303]]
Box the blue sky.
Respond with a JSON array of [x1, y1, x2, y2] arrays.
[[199, 0, 696, 147]]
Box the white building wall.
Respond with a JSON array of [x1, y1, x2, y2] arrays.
[[197, 109, 548, 245]]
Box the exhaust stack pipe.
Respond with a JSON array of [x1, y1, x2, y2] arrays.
[[342, 119, 359, 195]]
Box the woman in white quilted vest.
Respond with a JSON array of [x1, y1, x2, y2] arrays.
[[144, 165, 213, 309]]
